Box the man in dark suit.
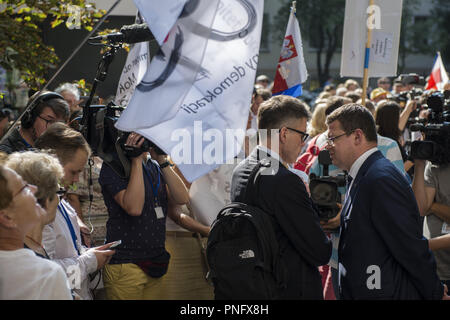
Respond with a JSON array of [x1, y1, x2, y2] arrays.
[[231, 95, 331, 299], [325, 103, 448, 300]]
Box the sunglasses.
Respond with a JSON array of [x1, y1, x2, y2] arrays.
[[280, 127, 309, 142]]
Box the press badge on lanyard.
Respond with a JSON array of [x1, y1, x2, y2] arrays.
[[143, 163, 165, 219]]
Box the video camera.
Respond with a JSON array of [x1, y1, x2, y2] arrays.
[[309, 150, 346, 225], [409, 90, 450, 164], [83, 102, 166, 178]]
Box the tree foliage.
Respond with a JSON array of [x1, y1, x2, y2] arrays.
[[0, 0, 105, 89], [273, 0, 447, 85], [429, 0, 450, 64]]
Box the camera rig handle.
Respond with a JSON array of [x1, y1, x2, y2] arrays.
[[80, 44, 122, 139]]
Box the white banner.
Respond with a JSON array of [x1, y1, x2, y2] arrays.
[[115, 14, 149, 108], [133, 0, 188, 45], [117, 0, 264, 182], [340, 0, 403, 78], [117, 0, 219, 129], [189, 161, 240, 226]]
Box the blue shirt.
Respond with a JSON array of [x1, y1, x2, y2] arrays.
[[99, 158, 169, 264]]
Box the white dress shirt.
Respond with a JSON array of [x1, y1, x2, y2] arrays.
[[0, 248, 72, 300], [42, 199, 97, 300]]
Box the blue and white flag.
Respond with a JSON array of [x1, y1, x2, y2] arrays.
[[116, 0, 264, 182], [272, 5, 308, 97]]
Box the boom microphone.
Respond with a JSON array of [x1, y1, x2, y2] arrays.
[[89, 23, 154, 44]]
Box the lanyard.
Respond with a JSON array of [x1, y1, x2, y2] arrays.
[[58, 202, 80, 256], [142, 162, 161, 206], [20, 136, 32, 148]]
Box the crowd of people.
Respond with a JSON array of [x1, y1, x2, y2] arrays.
[[0, 71, 449, 300]]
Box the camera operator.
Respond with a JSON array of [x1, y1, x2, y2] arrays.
[[0, 91, 69, 154], [412, 159, 450, 288], [99, 132, 189, 300]]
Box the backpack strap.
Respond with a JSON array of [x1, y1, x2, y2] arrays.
[[244, 158, 271, 205], [242, 159, 287, 292]]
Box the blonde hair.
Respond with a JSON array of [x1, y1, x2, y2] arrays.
[[5, 151, 63, 206], [344, 79, 360, 90], [0, 153, 11, 210], [308, 103, 328, 137]]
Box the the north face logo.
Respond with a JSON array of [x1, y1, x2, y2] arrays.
[[239, 250, 255, 259]]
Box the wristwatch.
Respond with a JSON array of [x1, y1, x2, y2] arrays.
[[159, 160, 174, 169]]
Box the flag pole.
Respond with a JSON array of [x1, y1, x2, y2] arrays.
[[362, 0, 375, 105], [292, 1, 296, 14]]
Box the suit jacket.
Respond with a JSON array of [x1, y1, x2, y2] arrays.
[[339, 150, 443, 300], [231, 148, 331, 299]]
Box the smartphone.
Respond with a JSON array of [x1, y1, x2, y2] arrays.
[[109, 240, 122, 248]]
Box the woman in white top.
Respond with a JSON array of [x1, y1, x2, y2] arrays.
[[0, 160, 72, 300], [5, 151, 63, 259], [35, 123, 115, 300]]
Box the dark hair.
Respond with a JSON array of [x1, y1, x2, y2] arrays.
[[30, 91, 69, 122], [34, 122, 91, 165], [356, 99, 375, 114], [35, 97, 70, 122], [326, 103, 378, 142], [258, 95, 310, 130], [377, 77, 391, 85], [345, 92, 361, 103], [0, 109, 11, 121], [324, 96, 352, 116], [375, 100, 401, 142]]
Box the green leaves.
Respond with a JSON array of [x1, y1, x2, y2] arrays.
[[0, 0, 105, 90]]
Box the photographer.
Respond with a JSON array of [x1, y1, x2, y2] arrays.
[[99, 132, 189, 300], [412, 159, 450, 288]]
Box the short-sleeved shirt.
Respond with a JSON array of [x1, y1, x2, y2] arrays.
[[99, 158, 169, 264], [424, 162, 450, 280]]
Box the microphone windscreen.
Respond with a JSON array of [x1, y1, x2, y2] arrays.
[[120, 23, 154, 44]]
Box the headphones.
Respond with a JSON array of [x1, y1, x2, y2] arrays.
[[21, 91, 64, 129]]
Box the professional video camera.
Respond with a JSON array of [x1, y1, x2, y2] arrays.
[[84, 102, 166, 178], [409, 90, 450, 164], [309, 150, 347, 225]]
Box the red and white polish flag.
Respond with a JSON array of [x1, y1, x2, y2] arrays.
[[425, 52, 449, 91]]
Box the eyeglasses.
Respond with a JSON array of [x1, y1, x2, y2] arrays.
[[326, 130, 355, 146], [280, 127, 309, 142], [38, 115, 61, 128], [13, 183, 34, 198]]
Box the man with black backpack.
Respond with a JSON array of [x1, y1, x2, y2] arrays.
[[207, 95, 331, 299]]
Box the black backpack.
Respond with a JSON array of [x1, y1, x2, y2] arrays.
[[206, 160, 286, 300]]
